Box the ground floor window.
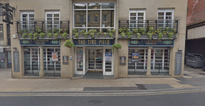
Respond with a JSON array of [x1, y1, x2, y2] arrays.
[[24, 48, 40, 76], [128, 48, 148, 75], [43, 48, 61, 76], [151, 49, 170, 75]]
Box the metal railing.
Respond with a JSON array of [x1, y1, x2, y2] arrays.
[[118, 20, 178, 33], [16, 21, 70, 34]]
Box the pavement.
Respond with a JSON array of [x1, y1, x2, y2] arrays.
[[0, 67, 205, 94]]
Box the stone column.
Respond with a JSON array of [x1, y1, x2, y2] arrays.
[[39, 46, 44, 77], [146, 47, 152, 76]]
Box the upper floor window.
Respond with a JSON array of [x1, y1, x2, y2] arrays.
[[158, 9, 174, 28], [74, 3, 115, 32], [21, 11, 35, 32], [45, 11, 60, 32], [129, 10, 146, 30]]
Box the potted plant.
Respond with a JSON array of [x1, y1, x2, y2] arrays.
[[112, 42, 122, 51], [64, 39, 74, 48]]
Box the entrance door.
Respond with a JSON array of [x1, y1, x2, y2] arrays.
[[88, 48, 103, 71]]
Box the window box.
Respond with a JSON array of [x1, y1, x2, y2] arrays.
[[118, 34, 176, 40], [72, 34, 115, 39], [18, 34, 70, 40]]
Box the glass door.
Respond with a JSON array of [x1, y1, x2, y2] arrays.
[[88, 48, 103, 71], [75, 47, 85, 75]]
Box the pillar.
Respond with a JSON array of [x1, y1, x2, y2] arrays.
[[146, 47, 152, 76], [39, 46, 44, 77]]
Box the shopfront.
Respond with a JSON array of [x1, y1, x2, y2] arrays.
[[74, 39, 114, 76], [128, 39, 173, 76]]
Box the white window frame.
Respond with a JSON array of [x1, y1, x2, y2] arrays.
[[45, 11, 60, 32], [20, 11, 35, 32], [157, 9, 174, 28], [73, 3, 116, 32], [129, 10, 146, 30]]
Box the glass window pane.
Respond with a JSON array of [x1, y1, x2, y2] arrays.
[[29, 14, 34, 17], [102, 10, 114, 27], [138, 13, 144, 16], [47, 14, 52, 17], [88, 10, 100, 27], [130, 13, 136, 16], [74, 3, 86, 9], [88, 3, 100, 9], [54, 14, 59, 17], [102, 3, 114, 9], [74, 10, 86, 27]]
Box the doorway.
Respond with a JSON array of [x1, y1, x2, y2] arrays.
[[87, 48, 103, 72]]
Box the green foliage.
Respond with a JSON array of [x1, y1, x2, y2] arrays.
[[33, 33, 38, 40], [61, 32, 67, 39], [64, 29, 69, 33], [72, 28, 78, 34], [18, 30, 24, 35], [132, 29, 139, 34], [36, 27, 41, 33], [121, 32, 125, 38], [91, 32, 95, 38], [159, 33, 163, 40], [75, 33, 79, 38], [97, 32, 101, 37], [147, 32, 153, 40], [84, 33, 88, 38], [39, 33, 45, 38], [47, 30, 52, 33], [59, 29, 63, 33], [112, 42, 122, 51], [137, 33, 141, 39], [28, 33, 33, 39], [53, 29, 59, 33], [47, 33, 52, 38], [64, 39, 74, 48], [54, 33, 59, 39], [168, 33, 174, 39], [109, 32, 113, 38], [22, 33, 27, 39], [103, 32, 107, 38], [127, 32, 133, 38], [139, 28, 146, 35], [118, 28, 123, 33]]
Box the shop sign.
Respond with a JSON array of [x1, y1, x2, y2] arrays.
[[132, 53, 140, 62], [129, 40, 174, 47], [13, 51, 20, 72], [73, 39, 115, 46], [1, 57, 4, 62], [63, 56, 69, 65], [52, 52, 58, 61], [105, 52, 112, 61], [120, 56, 126, 65], [20, 40, 60, 46]]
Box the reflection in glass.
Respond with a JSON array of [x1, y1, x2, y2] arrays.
[[74, 3, 86, 9], [74, 10, 86, 27], [88, 10, 100, 27]]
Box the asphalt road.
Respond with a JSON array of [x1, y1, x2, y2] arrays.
[[0, 92, 205, 106]]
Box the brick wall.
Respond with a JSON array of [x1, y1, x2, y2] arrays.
[[187, 0, 205, 26]]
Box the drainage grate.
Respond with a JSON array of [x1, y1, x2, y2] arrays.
[[136, 84, 147, 90]]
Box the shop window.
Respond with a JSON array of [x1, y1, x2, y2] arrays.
[[128, 48, 148, 75], [151, 49, 170, 75], [0, 24, 3, 45]]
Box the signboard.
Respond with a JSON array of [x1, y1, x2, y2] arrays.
[[63, 56, 69, 65], [20, 40, 60, 46], [52, 52, 58, 61], [73, 39, 115, 46], [13, 51, 20, 72], [1, 57, 4, 62], [105, 52, 112, 61], [175, 51, 183, 75], [132, 53, 140, 62], [120, 56, 126, 65], [129, 40, 174, 47]]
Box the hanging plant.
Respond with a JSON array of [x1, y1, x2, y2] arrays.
[[22, 33, 27, 39], [28, 33, 33, 39], [112, 42, 122, 51], [39, 33, 45, 38], [159, 33, 163, 40], [121, 32, 125, 38], [64, 39, 74, 48], [33, 33, 38, 40], [47, 33, 52, 38], [61, 32, 67, 39], [54, 33, 59, 39]]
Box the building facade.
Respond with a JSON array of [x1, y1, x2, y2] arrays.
[[186, 0, 205, 57], [0, 0, 12, 69], [9, 0, 187, 78]]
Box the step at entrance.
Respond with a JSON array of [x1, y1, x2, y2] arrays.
[[72, 74, 84, 80]]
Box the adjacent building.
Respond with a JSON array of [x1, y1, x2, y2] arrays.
[[9, 0, 187, 78]]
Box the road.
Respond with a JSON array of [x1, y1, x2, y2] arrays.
[[0, 91, 205, 106]]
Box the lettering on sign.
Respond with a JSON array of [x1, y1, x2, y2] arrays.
[[74, 39, 114, 45], [129, 40, 174, 46]]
